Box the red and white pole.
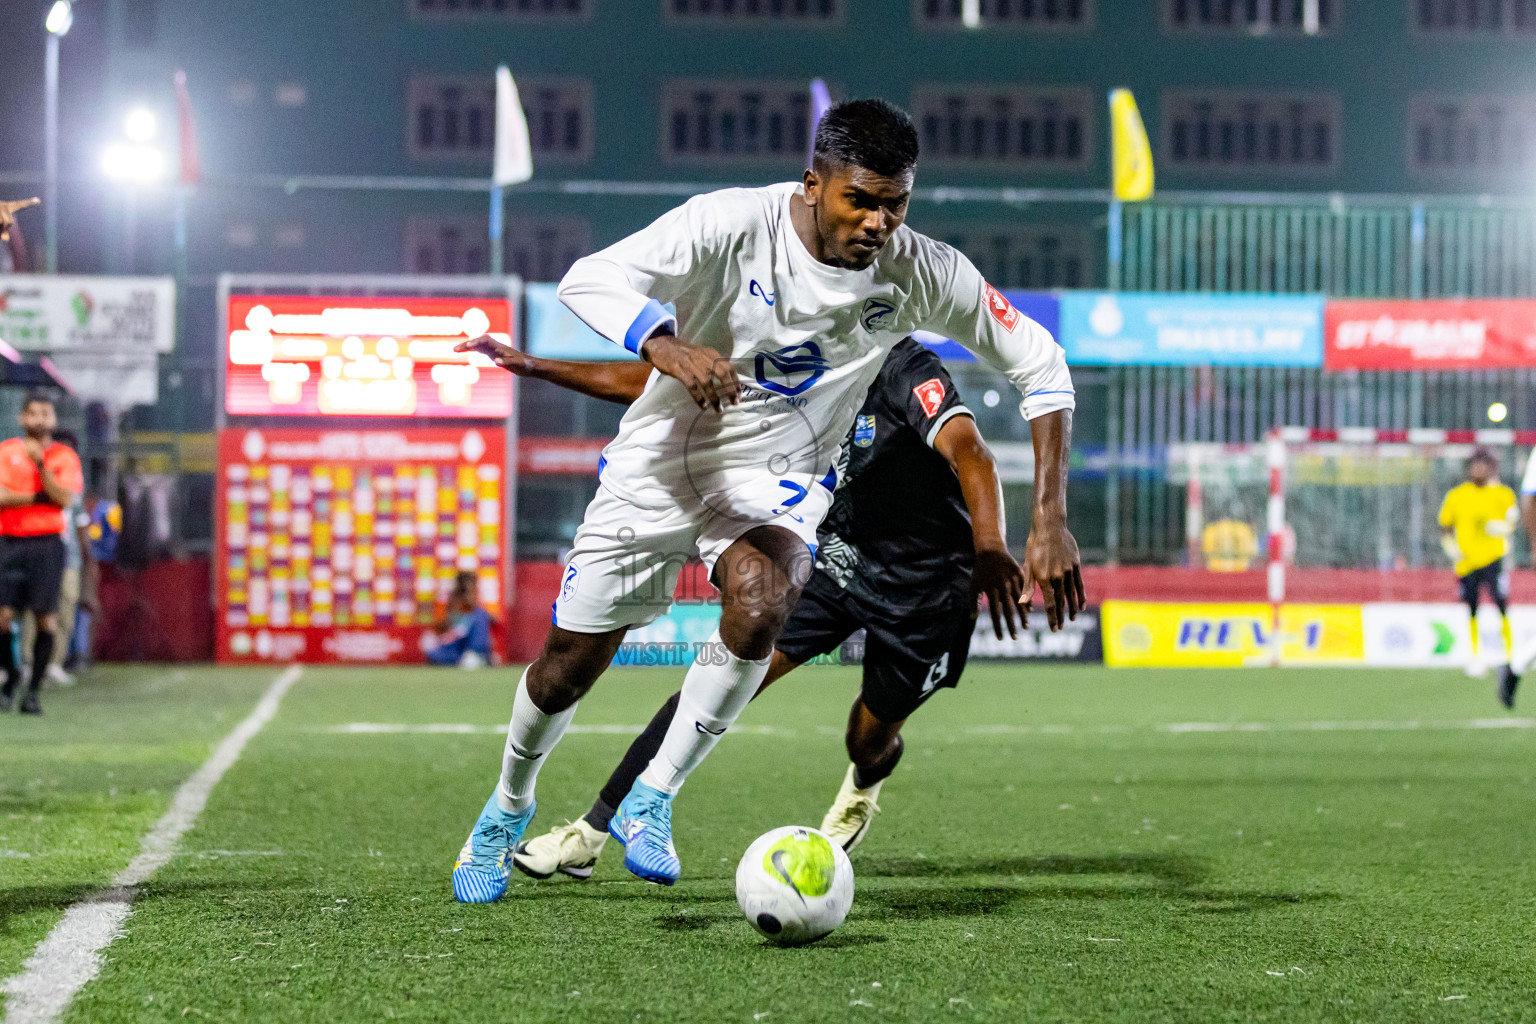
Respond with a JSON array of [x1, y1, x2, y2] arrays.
[[1265, 428, 1287, 668]]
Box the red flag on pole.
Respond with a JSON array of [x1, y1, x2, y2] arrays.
[[174, 70, 200, 186]]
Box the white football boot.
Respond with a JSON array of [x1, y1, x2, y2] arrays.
[[819, 764, 884, 852], [513, 818, 608, 880]]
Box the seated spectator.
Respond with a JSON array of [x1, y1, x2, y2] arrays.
[[421, 571, 492, 669]]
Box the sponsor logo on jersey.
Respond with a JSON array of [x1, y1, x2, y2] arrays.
[[912, 377, 946, 418], [985, 283, 1021, 332], [754, 340, 830, 397], [748, 279, 776, 306], [860, 297, 897, 333], [853, 415, 877, 448], [560, 563, 580, 601]]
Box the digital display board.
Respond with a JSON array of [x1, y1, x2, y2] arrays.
[[225, 295, 514, 418], [214, 427, 506, 664]]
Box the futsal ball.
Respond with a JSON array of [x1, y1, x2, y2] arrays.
[[735, 826, 854, 945]]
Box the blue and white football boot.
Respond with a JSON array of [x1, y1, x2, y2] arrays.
[[451, 792, 536, 903], [608, 779, 681, 885]]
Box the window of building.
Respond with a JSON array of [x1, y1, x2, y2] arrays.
[[914, 0, 1091, 28], [666, 0, 840, 21], [413, 0, 588, 18], [1165, 0, 1333, 33], [406, 216, 592, 281], [1163, 92, 1340, 171], [661, 81, 812, 161], [911, 87, 1092, 168], [923, 224, 1094, 289], [408, 76, 591, 161], [1412, 0, 1536, 32], [1409, 95, 1536, 173]]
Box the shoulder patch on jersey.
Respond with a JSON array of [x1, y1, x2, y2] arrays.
[[913, 378, 947, 418], [854, 415, 877, 448], [985, 283, 1021, 333]]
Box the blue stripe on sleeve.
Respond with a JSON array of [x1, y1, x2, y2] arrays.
[[623, 298, 674, 354], [1026, 389, 1076, 397]]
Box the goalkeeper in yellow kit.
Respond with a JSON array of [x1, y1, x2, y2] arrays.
[[1439, 448, 1518, 678]]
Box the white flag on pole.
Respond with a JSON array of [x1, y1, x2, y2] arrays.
[[494, 65, 533, 187]]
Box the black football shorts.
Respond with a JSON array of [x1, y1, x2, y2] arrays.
[[0, 534, 66, 617], [774, 568, 974, 723]]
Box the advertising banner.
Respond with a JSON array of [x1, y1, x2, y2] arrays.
[[1359, 603, 1536, 667], [1325, 299, 1536, 370], [526, 282, 640, 362], [214, 427, 506, 664], [967, 605, 1103, 661], [1102, 601, 1364, 667], [224, 295, 514, 418], [0, 275, 175, 406], [1060, 292, 1325, 367]]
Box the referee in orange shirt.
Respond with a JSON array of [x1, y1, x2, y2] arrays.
[[0, 392, 83, 714]]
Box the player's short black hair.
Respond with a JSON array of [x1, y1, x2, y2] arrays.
[[1468, 447, 1498, 470], [22, 390, 53, 412], [812, 99, 919, 178]]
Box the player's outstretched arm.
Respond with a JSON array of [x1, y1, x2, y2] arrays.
[[934, 414, 1026, 640], [1023, 410, 1085, 631], [455, 335, 651, 405], [0, 197, 40, 243]]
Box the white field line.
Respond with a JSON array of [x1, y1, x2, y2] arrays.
[[321, 717, 1536, 738], [0, 665, 302, 1024]]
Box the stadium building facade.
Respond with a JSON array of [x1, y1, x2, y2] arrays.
[[4, 0, 1536, 562]]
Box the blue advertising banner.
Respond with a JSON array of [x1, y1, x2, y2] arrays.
[[1058, 292, 1325, 367], [525, 282, 639, 361], [915, 290, 1058, 363]]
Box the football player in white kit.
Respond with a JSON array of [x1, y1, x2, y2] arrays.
[[1499, 450, 1536, 707], [451, 99, 1082, 901]]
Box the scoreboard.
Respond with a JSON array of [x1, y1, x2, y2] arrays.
[[215, 427, 507, 664], [224, 295, 514, 418]]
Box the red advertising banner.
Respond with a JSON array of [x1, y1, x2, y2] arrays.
[[225, 294, 514, 417], [1326, 299, 1536, 370], [215, 427, 506, 664]]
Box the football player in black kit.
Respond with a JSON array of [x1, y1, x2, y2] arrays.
[[455, 332, 1084, 876]]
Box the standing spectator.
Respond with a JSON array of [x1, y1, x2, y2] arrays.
[[0, 392, 83, 714], [67, 485, 118, 672], [421, 571, 493, 669]]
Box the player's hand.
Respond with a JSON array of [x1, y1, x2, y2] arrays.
[[454, 334, 532, 375], [970, 544, 1028, 640], [641, 333, 740, 412], [0, 198, 40, 243], [1024, 515, 1085, 632]]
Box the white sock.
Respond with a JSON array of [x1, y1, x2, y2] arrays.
[[1513, 633, 1536, 677], [496, 668, 577, 813], [639, 629, 770, 796]]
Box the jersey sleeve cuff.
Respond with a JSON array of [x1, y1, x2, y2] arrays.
[[925, 406, 973, 448], [1020, 389, 1075, 421], [623, 298, 677, 355]]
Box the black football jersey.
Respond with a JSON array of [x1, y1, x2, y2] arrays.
[[816, 337, 975, 610]]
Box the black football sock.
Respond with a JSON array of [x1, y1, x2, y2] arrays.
[[585, 691, 682, 833], [0, 627, 18, 697], [27, 631, 54, 695], [852, 734, 904, 790]]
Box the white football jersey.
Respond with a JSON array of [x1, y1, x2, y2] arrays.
[[556, 183, 1074, 509]]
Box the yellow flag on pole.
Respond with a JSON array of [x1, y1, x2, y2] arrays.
[[1109, 88, 1154, 202]]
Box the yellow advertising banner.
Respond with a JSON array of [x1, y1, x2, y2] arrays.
[[1102, 601, 1365, 668]]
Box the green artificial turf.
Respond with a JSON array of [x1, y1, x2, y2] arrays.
[[5, 663, 1536, 1022]]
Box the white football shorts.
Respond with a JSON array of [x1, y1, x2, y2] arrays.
[[551, 466, 835, 634]]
